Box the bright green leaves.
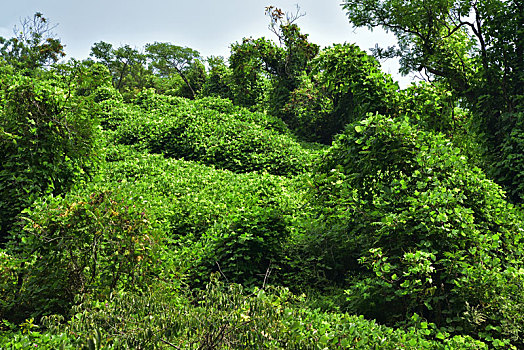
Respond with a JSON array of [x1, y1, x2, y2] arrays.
[[311, 113, 524, 343], [111, 90, 316, 176], [11, 277, 486, 349], [341, 0, 479, 91], [90, 41, 150, 100], [342, 0, 524, 203], [284, 43, 399, 144], [0, 68, 101, 241]]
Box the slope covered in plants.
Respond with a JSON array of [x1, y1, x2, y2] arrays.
[[1, 3, 523, 348]]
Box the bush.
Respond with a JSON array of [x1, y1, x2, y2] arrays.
[[487, 111, 524, 203], [112, 92, 315, 175], [6, 182, 166, 320], [33, 277, 488, 349], [0, 66, 101, 241], [398, 81, 456, 134], [283, 43, 399, 144], [309, 113, 524, 346]]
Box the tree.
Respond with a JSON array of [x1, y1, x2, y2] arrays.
[[200, 56, 233, 99], [0, 65, 101, 241], [0, 13, 65, 71], [228, 6, 319, 114], [90, 42, 150, 98], [283, 43, 399, 143], [342, 0, 482, 93], [310, 113, 524, 345], [341, 0, 524, 201], [145, 42, 202, 99]]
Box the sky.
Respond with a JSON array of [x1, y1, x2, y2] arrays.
[[0, 0, 416, 87]]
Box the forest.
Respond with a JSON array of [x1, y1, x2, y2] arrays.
[[0, 1, 522, 348]]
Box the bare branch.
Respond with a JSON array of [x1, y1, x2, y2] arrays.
[[216, 261, 229, 283]]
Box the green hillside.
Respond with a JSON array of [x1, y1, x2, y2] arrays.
[[1, 3, 523, 348]]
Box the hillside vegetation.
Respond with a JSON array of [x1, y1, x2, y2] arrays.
[[1, 3, 523, 349]]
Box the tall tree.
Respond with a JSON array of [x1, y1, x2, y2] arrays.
[[145, 42, 201, 99], [229, 6, 319, 114], [342, 0, 524, 200], [0, 12, 65, 71], [90, 42, 149, 96]]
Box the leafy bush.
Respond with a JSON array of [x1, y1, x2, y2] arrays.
[[283, 43, 399, 143], [0, 317, 75, 350], [0, 250, 18, 319], [310, 113, 524, 346], [6, 182, 166, 320], [31, 277, 488, 349], [0, 66, 101, 241], [199, 56, 233, 100], [112, 92, 315, 175], [398, 81, 456, 134]]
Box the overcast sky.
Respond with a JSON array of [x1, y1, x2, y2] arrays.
[[0, 0, 416, 86]]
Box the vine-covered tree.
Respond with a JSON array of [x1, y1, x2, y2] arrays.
[[229, 6, 319, 114], [342, 0, 524, 201]]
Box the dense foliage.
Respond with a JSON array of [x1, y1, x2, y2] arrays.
[[342, 0, 524, 201], [111, 90, 315, 176], [0, 63, 102, 241], [309, 114, 524, 345], [1, 3, 523, 349]]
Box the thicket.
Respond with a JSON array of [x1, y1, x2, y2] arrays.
[[307, 114, 524, 346], [0, 63, 104, 241], [111, 90, 316, 175], [1, 3, 523, 349], [1, 277, 488, 349]]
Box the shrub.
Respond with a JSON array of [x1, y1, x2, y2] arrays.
[[398, 81, 456, 134], [0, 67, 101, 241], [487, 111, 524, 203], [310, 113, 524, 346], [112, 93, 315, 175], [283, 43, 400, 144], [35, 277, 488, 349], [6, 182, 166, 320]]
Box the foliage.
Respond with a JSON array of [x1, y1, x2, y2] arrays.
[[228, 37, 274, 109], [283, 43, 399, 143], [489, 111, 524, 202], [0, 4, 522, 348], [0, 13, 65, 72], [309, 113, 524, 346], [112, 90, 315, 175], [0, 251, 18, 319], [0, 317, 76, 349], [89, 41, 152, 100], [200, 56, 233, 100], [1, 277, 485, 349], [398, 81, 455, 135], [145, 42, 204, 99], [101, 146, 303, 287], [229, 7, 319, 114], [341, 0, 479, 91], [4, 182, 167, 321], [0, 66, 101, 241], [341, 0, 524, 201]]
